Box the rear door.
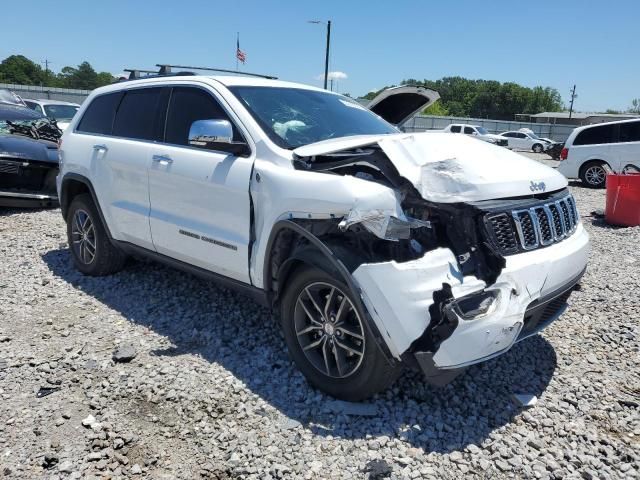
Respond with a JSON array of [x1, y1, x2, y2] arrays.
[[613, 120, 640, 171], [73, 89, 164, 250], [148, 85, 254, 283]]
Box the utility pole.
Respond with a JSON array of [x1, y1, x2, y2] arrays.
[[41, 59, 52, 85], [308, 20, 332, 90], [568, 84, 577, 119], [323, 20, 331, 90]]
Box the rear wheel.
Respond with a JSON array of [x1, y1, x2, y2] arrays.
[[280, 265, 401, 400], [580, 161, 608, 188], [532, 143, 544, 153], [66, 194, 126, 275]]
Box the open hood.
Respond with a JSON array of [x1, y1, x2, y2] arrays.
[[366, 86, 440, 126], [293, 132, 568, 203], [0, 134, 59, 164]]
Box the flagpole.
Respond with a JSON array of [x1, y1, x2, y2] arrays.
[[236, 32, 239, 71]]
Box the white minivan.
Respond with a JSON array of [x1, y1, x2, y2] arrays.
[[559, 118, 640, 188]]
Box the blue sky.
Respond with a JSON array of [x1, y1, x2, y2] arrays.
[[3, 0, 638, 112]]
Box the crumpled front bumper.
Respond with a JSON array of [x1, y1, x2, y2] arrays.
[[352, 222, 590, 381]]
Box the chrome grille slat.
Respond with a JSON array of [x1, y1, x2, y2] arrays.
[[486, 194, 580, 255]]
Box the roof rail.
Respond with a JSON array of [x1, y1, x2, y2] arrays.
[[156, 64, 277, 80], [123, 69, 158, 80]]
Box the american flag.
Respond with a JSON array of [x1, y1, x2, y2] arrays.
[[236, 37, 246, 64]]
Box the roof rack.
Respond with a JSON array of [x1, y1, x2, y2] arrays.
[[156, 64, 277, 80]]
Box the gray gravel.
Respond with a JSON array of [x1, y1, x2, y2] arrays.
[[1, 155, 639, 479]]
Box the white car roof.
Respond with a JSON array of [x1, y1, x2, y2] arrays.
[[27, 99, 81, 106]]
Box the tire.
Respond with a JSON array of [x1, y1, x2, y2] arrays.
[[579, 161, 608, 188], [532, 143, 544, 153], [279, 265, 401, 400], [66, 193, 126, 276]]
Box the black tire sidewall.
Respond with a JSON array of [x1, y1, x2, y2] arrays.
[[280, 265, 398, 401], [66, 194, 123, 275], [580, 162, 607, 188], [533, 143, 543, 153]]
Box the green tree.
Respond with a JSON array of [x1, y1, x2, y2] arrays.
[[0, 55, 46, 85], [629, 99, 640, 114]]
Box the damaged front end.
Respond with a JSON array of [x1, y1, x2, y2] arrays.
[[289, 133, 589, 385]]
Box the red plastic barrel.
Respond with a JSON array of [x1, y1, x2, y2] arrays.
[[605, 173, 640, 227]]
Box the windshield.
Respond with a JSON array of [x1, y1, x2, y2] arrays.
[[528, 132, 540, 139], [229, 86, 397, 149], [475, 126, 489, 135], [44, 104, 79, 120]]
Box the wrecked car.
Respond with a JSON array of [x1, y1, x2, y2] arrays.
[[0, 95, 61, 207], [57, 71, 589, 400]]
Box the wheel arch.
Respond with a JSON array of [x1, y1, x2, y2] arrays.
[[262, 219, 396, 363], [60, 173, 114, 241]]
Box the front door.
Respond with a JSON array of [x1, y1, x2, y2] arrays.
[[148, 86, 254, 283]]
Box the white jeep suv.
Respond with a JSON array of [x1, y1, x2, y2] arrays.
[[57, 72, 589, 400]]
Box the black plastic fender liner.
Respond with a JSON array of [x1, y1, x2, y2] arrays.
[[263, 219, 397, 364]]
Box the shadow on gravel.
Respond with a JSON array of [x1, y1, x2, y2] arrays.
[[42, 248, 557, 454]]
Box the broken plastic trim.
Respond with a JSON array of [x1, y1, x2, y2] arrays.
[[338, 210, 431, 241], [450, 290, 499, 320]]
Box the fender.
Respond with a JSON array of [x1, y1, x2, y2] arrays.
[[59, 173, 115, 242], [263, 219, 396, 364]]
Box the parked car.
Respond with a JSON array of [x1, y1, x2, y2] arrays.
[[443, 123, 508, 146], [0, 101, 61, 207], [23, 99, 80, 131], [499, 130, 550, 153], [558, 118, 640, 188], [57, 73, 589, 400]]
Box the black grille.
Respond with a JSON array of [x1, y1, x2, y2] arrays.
[[484, 194, 579, 255], [519, 288, 573, 340], [485, 213, 518, 254], [0, 160, 20, 174]]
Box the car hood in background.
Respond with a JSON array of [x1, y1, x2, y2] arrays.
[[366, 86, 440, 126], [0, 134, 59, 164], [293, 132, 567, 203]]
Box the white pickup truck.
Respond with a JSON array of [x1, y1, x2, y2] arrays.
[[443, 123, 508, 147], [57, 71, 589, 400]]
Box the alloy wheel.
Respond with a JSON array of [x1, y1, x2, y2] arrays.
[[585, 165, 606, 186], [293, 282, 365, 378], [71, 209, 96, 264]]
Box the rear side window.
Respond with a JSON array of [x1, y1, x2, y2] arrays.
[[112, 88, 165, 140], [165, 87, 238, 145], [449, 125, 461, 133], [619, 121, 640, 143], [464, 126, 474, 134], [77, 92, 123, 135], [574, 124, 617, 146]]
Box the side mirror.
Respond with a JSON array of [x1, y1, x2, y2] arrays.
[[188, 119, 250, 156]]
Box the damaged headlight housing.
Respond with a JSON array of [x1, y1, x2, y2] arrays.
[[449, 290, 499, 320]]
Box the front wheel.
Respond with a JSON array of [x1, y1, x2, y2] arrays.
[[532, 143, 544, 153], [279, 265, 401, 400], [580, 161, 608, 188]]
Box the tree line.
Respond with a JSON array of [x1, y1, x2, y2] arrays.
[[365, 77, 564, 120], [0, 55, 115, 90]]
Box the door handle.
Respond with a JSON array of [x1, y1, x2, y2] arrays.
[[152, 154, 173, 165], [93, 144, 108, 151]]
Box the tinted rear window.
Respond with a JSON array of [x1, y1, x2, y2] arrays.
[[112, 88, 164, 140], [464, 126, 474, 134], [619, 121, 640, 143], [574, 124, 617, 146], [449, 125, 461, 133], [77, 92, 123, 135]]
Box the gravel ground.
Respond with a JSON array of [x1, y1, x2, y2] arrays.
[[1, 154, 639, 479]]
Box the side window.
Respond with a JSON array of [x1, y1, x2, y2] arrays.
[[112, 88, 164, 140], [77, 92, 123, 135], [515, 132, 527, 138], [502, 132, 513, 137], [165, 87, 240, 146], [619, 121, 640, 143], [464, 126, 475, 134], [574, 124, 617, 146], [449, 125, 461, 133]]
